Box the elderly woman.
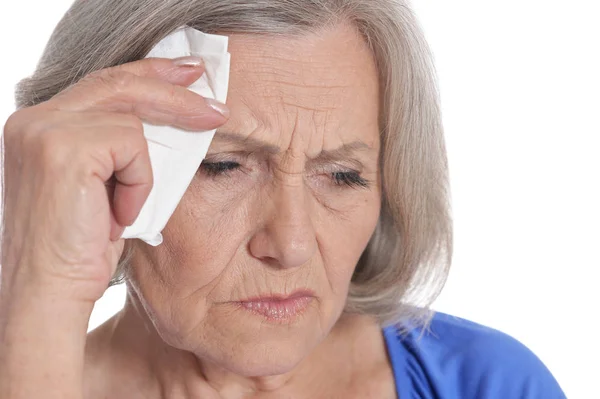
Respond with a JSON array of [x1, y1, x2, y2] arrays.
[[0, 0, 565, 398]]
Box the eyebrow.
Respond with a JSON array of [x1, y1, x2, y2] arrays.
[[211, 131, 372, 162], [212, 131, 280, 154]]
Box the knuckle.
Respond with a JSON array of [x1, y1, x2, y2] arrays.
[[79, 68, 103, 86], [165, 83, 180, 106], [4, 108, 51, 155], [3, 110, 23, 136], [88, 68, 135, 94], [130, 129, 152, 176], [78, 70, 100, 89], [2, 112, 25, 165], [3, 108, 38, 137], [130, 127, 150, 157], [117, 125, 148, 155], [119, 113, 144, 132]]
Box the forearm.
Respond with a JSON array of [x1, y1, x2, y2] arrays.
[[0, 268, 93, 399]]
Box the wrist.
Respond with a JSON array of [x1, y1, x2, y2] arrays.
[[0, 271, 91, 399], [0, 275, 94, 325], [3, 251, 109, 305]]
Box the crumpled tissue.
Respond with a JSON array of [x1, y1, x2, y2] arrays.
[[121, 26, 230, 245]]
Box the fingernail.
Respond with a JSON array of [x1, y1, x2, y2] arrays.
[[172, 56, 204, 67], [205, 98, 230, 118]]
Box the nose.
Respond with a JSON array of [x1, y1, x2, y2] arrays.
[[248, 181, 317, 269]]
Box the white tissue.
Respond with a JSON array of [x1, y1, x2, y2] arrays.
[[121, 26, 231, 246]]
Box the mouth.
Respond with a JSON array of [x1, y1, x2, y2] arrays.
[[235, 290, 315, 323]]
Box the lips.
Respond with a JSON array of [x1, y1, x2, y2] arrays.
[[236, 290, 315, 321]]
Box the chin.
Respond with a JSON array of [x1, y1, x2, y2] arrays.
[[187, 303, 332, 377], [212, 339, 313, 377], [152, 296, 341, 376]]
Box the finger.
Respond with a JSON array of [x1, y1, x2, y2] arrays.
[[41, 111, 144, 132], [73, 57, 208, 93], [114, 56, 207, 85], [79, 124, 154, 227], [109, 130, 153, 227], [47, 57, 229, 131], [50, 57, 207, 109]]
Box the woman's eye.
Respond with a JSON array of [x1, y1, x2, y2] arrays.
[[200, 162, 368, 188], [332, 171, 369, 188], [200, 161, 241, 177]]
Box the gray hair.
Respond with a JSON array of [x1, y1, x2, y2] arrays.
[[16, 0, 452, 327]]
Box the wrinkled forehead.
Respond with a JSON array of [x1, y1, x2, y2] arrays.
[[216, 24, 381, 154]]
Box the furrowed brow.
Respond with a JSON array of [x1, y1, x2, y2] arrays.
[[212, 131, 371, 163], [211, 131, 280, 154], [312, 141, 371, 163]]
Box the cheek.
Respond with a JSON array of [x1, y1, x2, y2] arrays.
[[131, 178, 253, 297], [160, 179, 253, 292], [126, 182, 255, 346], [315, 191, 381, 292]]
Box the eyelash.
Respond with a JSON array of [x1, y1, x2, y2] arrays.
[[200, 161, 369, 188], [201, 161, 241, 177], [331, 171, 369, 188]]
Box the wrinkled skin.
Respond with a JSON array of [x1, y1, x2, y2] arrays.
[[1, 20, 394, 399], [124, 22, 383, 379]]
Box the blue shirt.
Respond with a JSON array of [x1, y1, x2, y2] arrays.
[[383, 312, 566, 398]]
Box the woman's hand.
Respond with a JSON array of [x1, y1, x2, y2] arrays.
[[0, 57, 229, 399], [1, 56, 228, 302]]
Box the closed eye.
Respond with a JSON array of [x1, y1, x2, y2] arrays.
[[332, 171, 369, 188], [200, 161, 369, 188], [200, 161, 241, 177]]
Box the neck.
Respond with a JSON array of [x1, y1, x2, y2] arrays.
[[87, 290, 377, 399]]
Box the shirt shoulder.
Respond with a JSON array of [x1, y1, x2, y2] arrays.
[[383, 312, 567, 399]]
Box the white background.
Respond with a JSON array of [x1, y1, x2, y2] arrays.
[[1, 1, 598, 398]]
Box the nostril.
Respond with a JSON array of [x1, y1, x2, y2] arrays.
[[258, 256, 284, 269]]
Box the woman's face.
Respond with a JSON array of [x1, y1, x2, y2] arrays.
[[129, 23, 382, 376]]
